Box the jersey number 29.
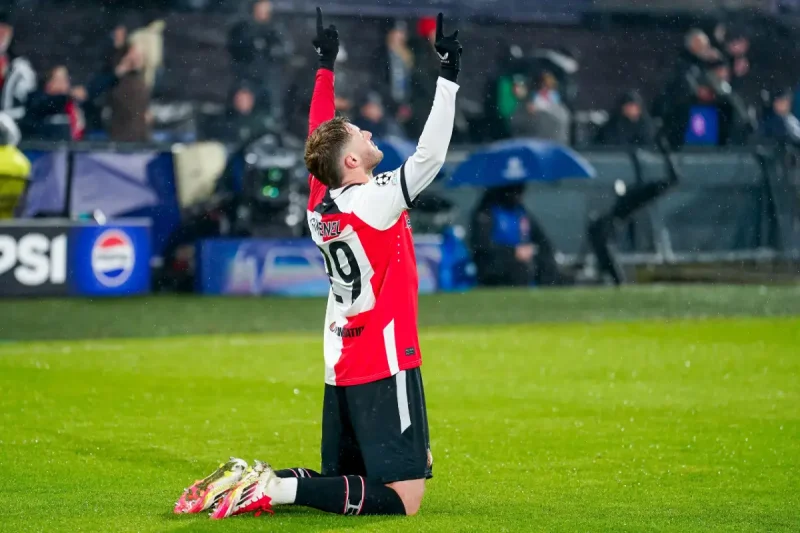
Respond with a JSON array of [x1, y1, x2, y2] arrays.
[[318, 242, 362, 305]]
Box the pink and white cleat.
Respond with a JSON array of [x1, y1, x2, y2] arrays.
[[173, 457, 249, 514], [210, 460, 275, 519]]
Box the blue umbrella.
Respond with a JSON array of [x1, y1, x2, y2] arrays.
[[448, 138, 595, 188], [374, 136, 416, 174]]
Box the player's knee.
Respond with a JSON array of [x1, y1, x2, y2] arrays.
[[387, 479, 425, 516], [402, 493, 423, 516]]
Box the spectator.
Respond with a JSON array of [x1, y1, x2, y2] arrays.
[[26, 57, 138, 142], [108, 45, 150, 142], [595, 91, 656, 147], [212, 85, 271, 144], [655, 54, 752, 148], [24, 66, 88, 141], [723, 25, 750, 91], [227, 0, 292, 122], [374, 21, 414, 127], [129, 19, 166, 94], [482, 44, 528, 141], [484, 74, 526, 141], [0, 10, 35, 125], [351, 92, 403, 139], [331, 43, 365, 116], [653, 29, 722, 127], [511, 71, 570, 144], [701, 18, 728, 51], [470, 184, 565, 287], [759, 88, 800, 145], [681, 29, 722, 69]]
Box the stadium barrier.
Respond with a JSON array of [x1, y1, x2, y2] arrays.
[[0, 218, 151, 297], [9, 142, 800, 296], [196, 234, 447, 297]]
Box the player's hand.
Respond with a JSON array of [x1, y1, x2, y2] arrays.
[[313, 7, 339, 71], [434, 13, 462, 83]]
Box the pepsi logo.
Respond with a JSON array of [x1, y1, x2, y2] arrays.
[[91, 230, 135, 287]]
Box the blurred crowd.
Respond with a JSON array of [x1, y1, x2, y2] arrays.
[[0, 1, 798, 150], [0, 6, 160, 143], [482, 18, 800, 150]]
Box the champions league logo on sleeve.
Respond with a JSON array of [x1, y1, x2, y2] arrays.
[[374, 172, 395, 187], [91, 229, 136, 287]]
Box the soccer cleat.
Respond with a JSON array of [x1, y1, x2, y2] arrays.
[[173, 457, 249, 514], [210, 460, 275, 519]]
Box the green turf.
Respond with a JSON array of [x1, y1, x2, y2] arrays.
[[4, 285, 800, 341], [1, 315, 798, 531]]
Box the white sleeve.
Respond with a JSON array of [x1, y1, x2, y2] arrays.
[[0, 113, 21, 146], [352, 77, 459, 231]]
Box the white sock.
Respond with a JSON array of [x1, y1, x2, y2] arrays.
[[268, 476, 298, 505]]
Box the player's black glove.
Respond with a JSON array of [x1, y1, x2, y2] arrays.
[[313, 7, 339, 71], [434, 13, 462, 83]]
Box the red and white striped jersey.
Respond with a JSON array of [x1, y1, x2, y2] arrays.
[[306, 69, 459, 386]]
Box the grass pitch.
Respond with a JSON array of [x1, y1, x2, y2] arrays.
[[1, 287, 799, 532]]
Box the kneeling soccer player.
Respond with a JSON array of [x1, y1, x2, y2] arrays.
[[174, 7, 461, 518]]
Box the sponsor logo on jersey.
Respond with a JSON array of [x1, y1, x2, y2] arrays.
[[310, 218, 341, 239], [329, 322, 364, 338], [91, 229, 135, 287]]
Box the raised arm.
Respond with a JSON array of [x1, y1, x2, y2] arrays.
[[307, 7, 339, 203], [402, 77, 458, 202], [308, 69, 335, 137], [308, 7, 337, 136], [402, 14, 462, 201], [351, 14, 462, 231]]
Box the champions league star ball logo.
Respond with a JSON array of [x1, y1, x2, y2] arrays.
[[91, 230, 136, 287]]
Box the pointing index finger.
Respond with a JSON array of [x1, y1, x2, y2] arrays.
[[316, 7, 323, 34], [436, 13, 444, 42]]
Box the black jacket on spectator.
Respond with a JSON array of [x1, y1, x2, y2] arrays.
[[227, 19, 290, 79], [654, 64, 751, 149], [211, 109, 271, 145], [595, 92, 656, 147], [23, 74, 117, 141], [470, 185, 563, 287], [24, 92, 73, 141], [759, 112, 800, 146]]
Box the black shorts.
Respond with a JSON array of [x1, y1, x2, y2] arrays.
[[321, 367, 432, 484]]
